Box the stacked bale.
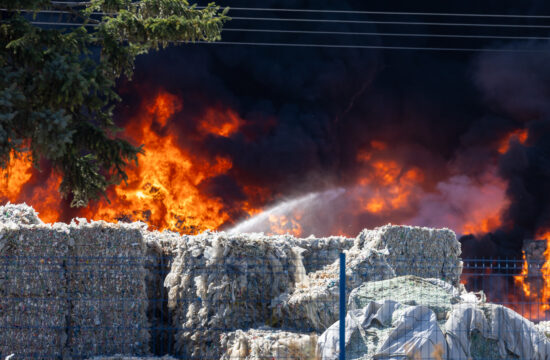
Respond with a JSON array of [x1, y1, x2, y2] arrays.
[[357, 224, 462, 286], [66, 221, 150, 358], [164, 232, 302, 359], [271, 246, 395, 332], [141, 230, 179, 354], [291, 236, 354, 273], [270, 225, 461, 333], [0, 222, 69, 359]]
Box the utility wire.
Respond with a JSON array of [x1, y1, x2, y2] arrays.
[[24, 20, 550, 42], [6, 9, 550, 29], [222, 28, 550, 41], [47, 2, 550, 19], [228, 16, 550, 29], [20, 21, 550, 53], [200, 40, 550, 52]]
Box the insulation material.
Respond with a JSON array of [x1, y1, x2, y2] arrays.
[[356, 224, 462, 286], [66, 221, 150, 358], [220, 328, 318, 360], [0, 222, 69, 359], [164, 232, 301, 359]]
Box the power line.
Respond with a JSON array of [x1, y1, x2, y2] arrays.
[[6, 9, 550, 29], [19, 21, 550, 53], [200, 40, 550, 52], [222, 28, 550, 41], [25, 20, 550, 42], [47, 2, 550, 19], [229, 16, 550, 29]]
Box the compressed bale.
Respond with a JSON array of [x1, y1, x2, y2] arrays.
[[537, 321, 550, 338], [66, 221, 150, 358], [347, 275, 462, 320], [291, 235, 354, 273], [0, 203, 43, 225], [220, 328, 318, 360], [271, 246, 395, 332], [86, 356, 177, 360], [165, 232, 301, 359], [0, 223, 69, 359], [357, 224, 462, 286], [141, 230, 179, 354]]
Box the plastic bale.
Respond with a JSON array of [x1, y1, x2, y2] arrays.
[[141, 230, 180, 354], [220, 328, 318, 360], [291, 236, 354, 273], [0, 203, 43, 225], [271, 246, 395, 332], [0, 223, 69, 359], [356, 224, 463, 286], [164, 232, 302, 359], [86, 356, 177, 360], [347, 275, 463, 321], [66, 221, 150, 358]]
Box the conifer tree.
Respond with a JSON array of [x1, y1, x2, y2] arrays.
[[0, 0, 228, 206]]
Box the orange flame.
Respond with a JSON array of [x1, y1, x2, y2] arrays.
[[0, 151, 33, 201], [81, 91, 251, 233], [268, 213, 303, 236], [513, 230, 550, 320], [498, 128, 528, 154], [198, 107, 242, 137], [356, 157, 424, 215]]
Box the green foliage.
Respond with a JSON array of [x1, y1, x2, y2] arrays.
[[0, 0, 229, 206]]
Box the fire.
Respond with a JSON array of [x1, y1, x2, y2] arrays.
[[498, 128, 528, 154], [356, 157, 424, 215], [461, 214, 502, 236], [82, 91, 250, 233], [0, 151, 33, 201], [512, 230, 550, 319], [514, 250, 532, 297], [198, 107, 242, 137], [268, 213, 303, 236]]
